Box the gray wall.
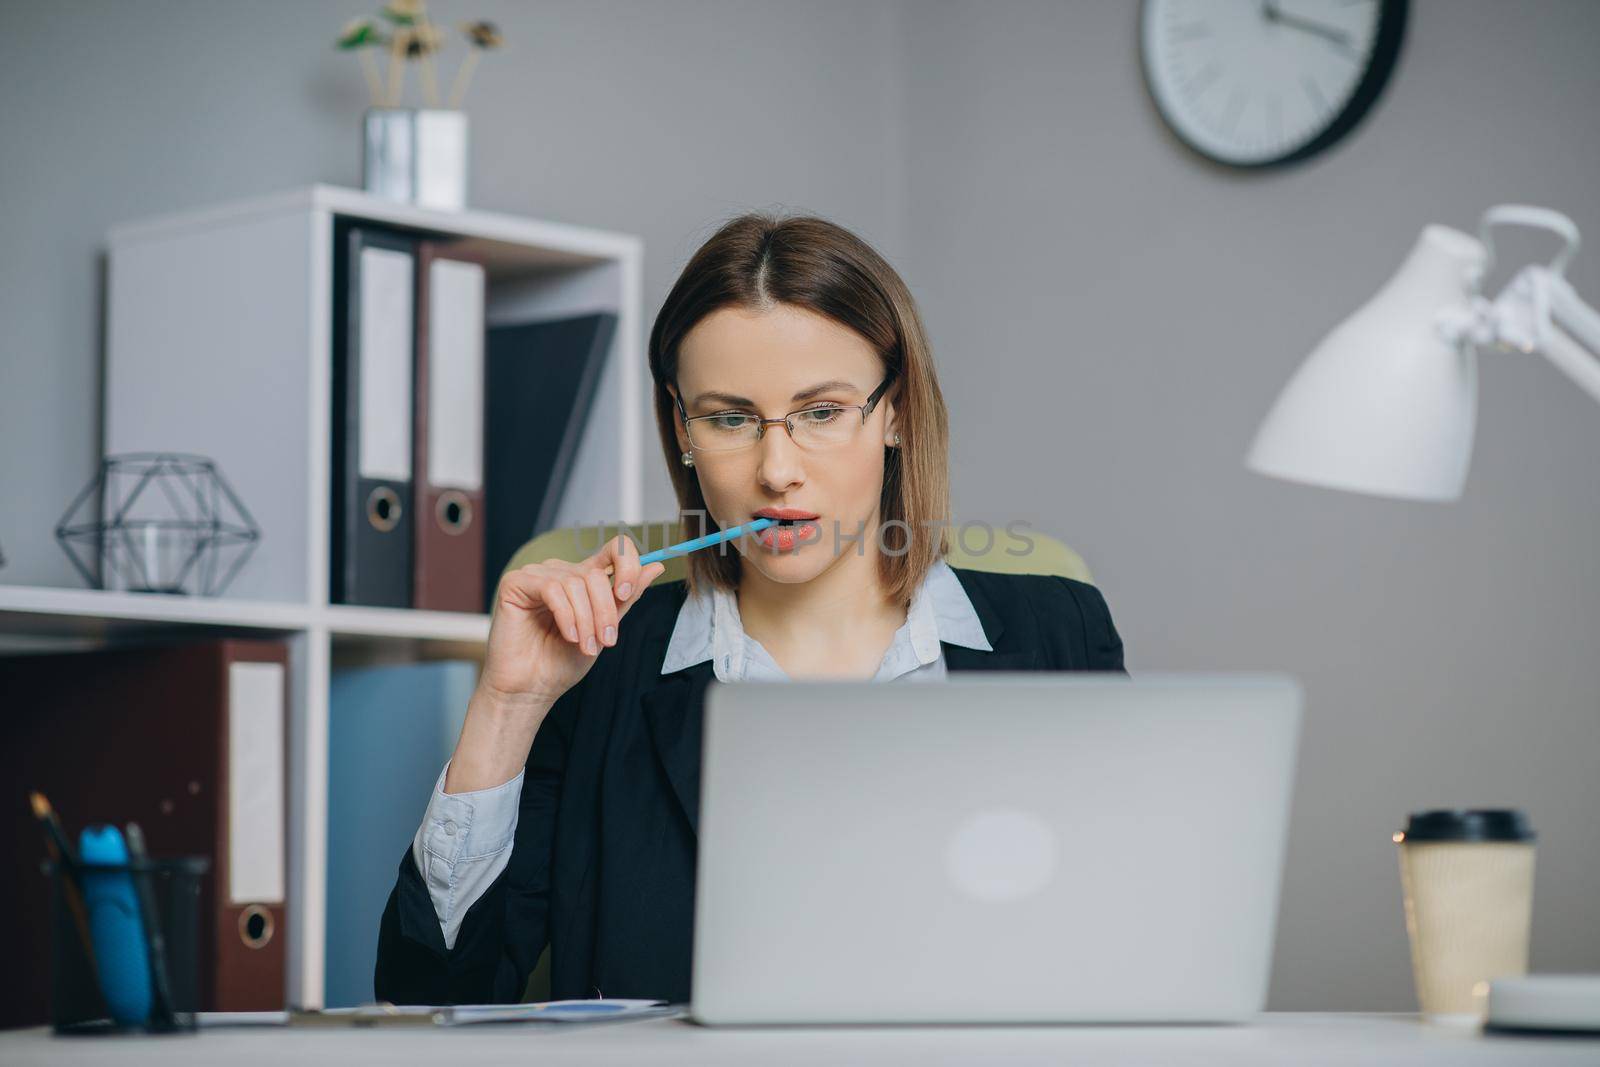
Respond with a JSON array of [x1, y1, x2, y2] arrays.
[[2, 0, 1596, 1011], [901, 0, 1600, 1010], [0, 0, 906, 582]]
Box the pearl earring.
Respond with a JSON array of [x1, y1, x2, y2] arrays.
[[681, 451, 695, 467]]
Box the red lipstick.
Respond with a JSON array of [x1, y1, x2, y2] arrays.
[[752, 507, 821, 552]]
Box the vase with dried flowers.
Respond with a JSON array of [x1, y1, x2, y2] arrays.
[[337, 1, 504, 211]]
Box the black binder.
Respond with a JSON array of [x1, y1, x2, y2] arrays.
[[483, 312, 617, 609], [331, 221, 417, 607]]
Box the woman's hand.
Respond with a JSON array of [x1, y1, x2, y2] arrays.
[[446, 535, 667, 793], [481, 534, 667, 707]]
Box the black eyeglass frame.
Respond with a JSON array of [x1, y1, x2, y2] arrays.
[[673, 372, 897, 453]]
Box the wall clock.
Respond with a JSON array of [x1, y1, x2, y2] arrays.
[[1140, 0, 1408, 169]]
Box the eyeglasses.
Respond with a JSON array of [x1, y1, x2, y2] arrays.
[[675, 373, 896, 454]]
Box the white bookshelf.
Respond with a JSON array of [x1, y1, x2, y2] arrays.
[[0, 186, 645, 1008], [0, 585, 492, 646], [0, 584, 311, 637]]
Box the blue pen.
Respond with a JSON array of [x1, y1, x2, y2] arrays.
[[603, 518, 777, 576], [78, 825, 153, 1027]]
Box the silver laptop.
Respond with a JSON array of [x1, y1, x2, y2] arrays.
[[690, 672, 1301, 1025]]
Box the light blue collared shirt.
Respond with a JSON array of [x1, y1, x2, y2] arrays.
[[414, 557, 990, 947], [660, 555, 992, 681]]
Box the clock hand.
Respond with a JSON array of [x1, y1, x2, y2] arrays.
[[1263, 0, 1357, 55]]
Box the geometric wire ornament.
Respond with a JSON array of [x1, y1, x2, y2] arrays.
[[55, 452, 262, 596]]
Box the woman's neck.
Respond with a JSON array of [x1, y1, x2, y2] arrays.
[[736, 539, 906, 679]]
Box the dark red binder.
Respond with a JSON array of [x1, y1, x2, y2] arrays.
[[0, 638, 290, 1027], [413, 241, 487, 613]]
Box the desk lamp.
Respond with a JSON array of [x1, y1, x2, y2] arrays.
[[1245, 205, 1600, 1032], [1246, 205, 1600, 500]]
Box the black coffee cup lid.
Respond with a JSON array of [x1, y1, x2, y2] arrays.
[[1397, 809, 1535, 843]]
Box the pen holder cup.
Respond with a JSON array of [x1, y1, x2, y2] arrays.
[[47, 857, 209, 1034]]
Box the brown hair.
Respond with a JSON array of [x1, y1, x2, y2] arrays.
[[648, 211, 951, 607]]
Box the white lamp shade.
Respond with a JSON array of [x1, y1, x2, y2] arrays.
[[1246, 226, 1489, 501]]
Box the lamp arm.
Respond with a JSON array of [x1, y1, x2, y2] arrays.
[[1468, 205, 1600, 405], [1480, 266, 1600, 407], [1546, 276, 1600, 404], [1478, 205, 1580, 280]]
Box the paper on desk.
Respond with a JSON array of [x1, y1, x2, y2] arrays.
[[441, 999, 678, 1025], [196, 1010, 292, 1026], [199, 999, 679, 1028]]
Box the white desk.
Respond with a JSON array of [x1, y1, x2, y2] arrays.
[[3, 1013, 1598, 1065]]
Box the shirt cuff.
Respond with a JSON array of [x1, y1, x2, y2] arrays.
[[411, 759, 524, 950]]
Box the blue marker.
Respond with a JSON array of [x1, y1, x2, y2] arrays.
[[605, 519, 777, 575], [639, 518, 777, 564], [78, 825, 153, 1027]]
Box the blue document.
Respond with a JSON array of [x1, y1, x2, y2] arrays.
[[325, 660, 477, 1007]]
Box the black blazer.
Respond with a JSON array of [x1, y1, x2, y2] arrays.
[[374, 566, 1125, 1005]]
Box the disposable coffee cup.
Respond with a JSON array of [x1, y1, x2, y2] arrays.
[[1394, 809, 1536, 1024]]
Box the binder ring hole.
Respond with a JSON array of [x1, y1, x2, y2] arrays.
[[366, 486, 402, 532], [437, 490, 473, 535], [239, 904, 274, 949]]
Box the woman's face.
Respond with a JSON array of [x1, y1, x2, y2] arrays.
[[671, 303, 897, 585]]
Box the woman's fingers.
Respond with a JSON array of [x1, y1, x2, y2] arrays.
[[535, 573, 580, 643], [617, 562, 666, 617], [607, 534, 642, 601], [583, 566, 619, 648], [498, 547, 669, 660], [561, 573, 599, 655], [502, 566, 577, 643]]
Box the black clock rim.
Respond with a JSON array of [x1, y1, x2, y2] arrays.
[[1138, 0, 1410, 171]]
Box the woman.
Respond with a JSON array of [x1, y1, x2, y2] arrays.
[[375, 213, 1125, 1005]]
